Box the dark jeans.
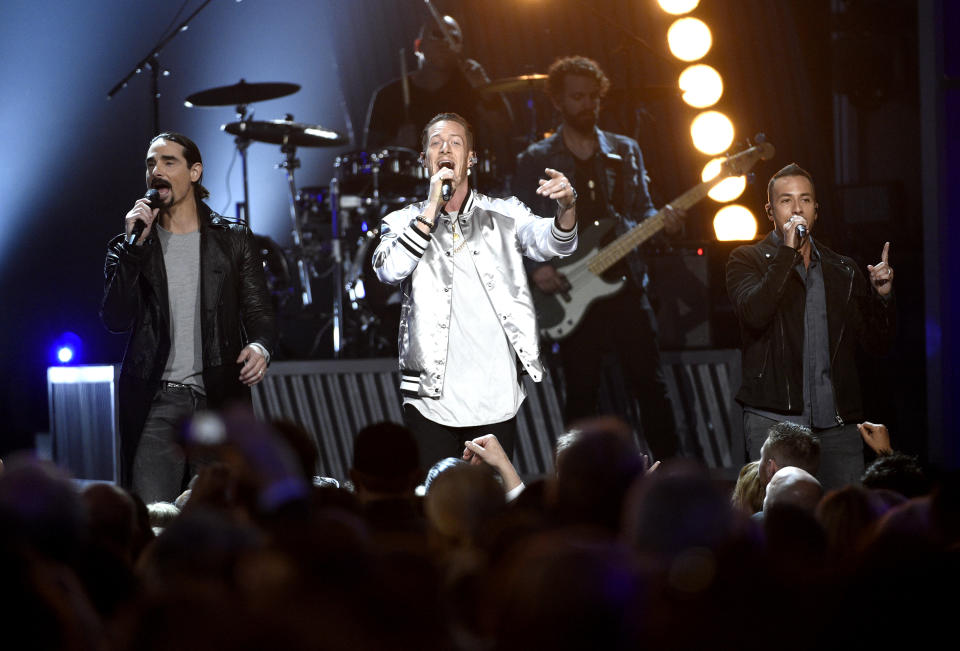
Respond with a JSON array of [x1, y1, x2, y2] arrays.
[[559, 288, 678, 460], [132, 384, 206, 504], [403, 403, 517, 475]]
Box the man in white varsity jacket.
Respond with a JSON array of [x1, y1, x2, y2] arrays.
[[373, 112, 578, 470]]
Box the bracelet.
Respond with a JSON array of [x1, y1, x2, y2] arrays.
[[415, 215, 435, 229]]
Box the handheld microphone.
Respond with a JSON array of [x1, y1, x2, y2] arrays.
[[439, 161, 454, 202], [796, 224, 808, 242], [127, 188, 161, 245]]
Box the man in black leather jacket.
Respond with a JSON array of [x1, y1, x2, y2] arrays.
[[101, 132, 275, 501], [515, 56, 682, 461], [726, 163, 896, 490]]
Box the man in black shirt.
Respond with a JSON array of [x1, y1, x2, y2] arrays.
[[515, 56, 682, 460], [363, 14, 512, 180]]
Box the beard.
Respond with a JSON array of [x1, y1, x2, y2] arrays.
[[564, 108, 598, 134]]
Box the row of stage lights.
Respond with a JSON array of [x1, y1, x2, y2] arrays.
[[658, 0, 758, 241]]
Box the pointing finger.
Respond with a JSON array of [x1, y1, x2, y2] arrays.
[[881, 241, 890, 264]]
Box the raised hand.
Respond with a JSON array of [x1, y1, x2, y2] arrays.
[[866, 242, 894, 296]]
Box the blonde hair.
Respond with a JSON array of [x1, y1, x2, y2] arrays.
[[731, 460, 765, 514]]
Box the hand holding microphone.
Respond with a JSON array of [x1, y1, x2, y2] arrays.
[[438, 161, 455, 202], [125, 188, 161, 245], [786, 214, 809, 250]]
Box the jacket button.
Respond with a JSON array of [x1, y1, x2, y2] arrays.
[[444, 287, 450, 292], [440, 323, 447, 329], [445, 251, 451, 257], [473, 250, 479, 255]]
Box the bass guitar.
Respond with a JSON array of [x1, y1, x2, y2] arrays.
[[533, 141, 775, 340]]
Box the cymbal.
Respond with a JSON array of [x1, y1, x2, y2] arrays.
[[185, 79, 300, 107], [222, 119, 348, 147], [479, 74, 547, 95]]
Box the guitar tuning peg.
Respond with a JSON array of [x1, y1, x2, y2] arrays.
[[746, 172, 756, 185], [754, 132, 767, 144]]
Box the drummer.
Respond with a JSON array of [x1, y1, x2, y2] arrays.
[[363, 14, 513, 181]]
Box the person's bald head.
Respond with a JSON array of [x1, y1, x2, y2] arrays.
[[763, 466, 823, 513]]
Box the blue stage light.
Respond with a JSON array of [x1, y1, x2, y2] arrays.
[[52, 331, 82, 365]]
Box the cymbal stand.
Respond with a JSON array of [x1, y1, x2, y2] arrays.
[[277, 136, 313, 307], [328, 176, 343, 357], [525, 85, 539, 146], [233, 104, 252, 225]]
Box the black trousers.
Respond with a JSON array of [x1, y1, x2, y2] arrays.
[[558, 288, 679, 460], [403, 403, 517, 475]]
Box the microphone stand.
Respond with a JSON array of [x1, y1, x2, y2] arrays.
[[106, 0, 217, 133]]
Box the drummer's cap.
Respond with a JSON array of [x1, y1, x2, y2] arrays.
[[546, 56, 611, 102], [150, 131, 210, 200], [417, 15, 463, 53]]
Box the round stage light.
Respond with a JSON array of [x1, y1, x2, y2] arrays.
[[702, 158, 747, 202], [51, 331, 82, 365], [679, 64, 723, 108], [667, 17, 712, 62], [713, 205, 758, 241], [690, 111, 734, 155], [658, 0, 700, 14]]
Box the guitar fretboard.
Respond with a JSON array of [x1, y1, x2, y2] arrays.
[[587, 180, 712, 275], [585, 142, 772, 275]]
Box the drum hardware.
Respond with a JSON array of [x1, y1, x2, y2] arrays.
[[479, 73, 548, 146], [221, 114, 348, 319], [187, 80, 303, 226], [328, 176, 345, 357]]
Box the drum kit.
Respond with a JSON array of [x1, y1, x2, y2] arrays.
[[183, 74, 671, 359], [185, 78, 436, 359]]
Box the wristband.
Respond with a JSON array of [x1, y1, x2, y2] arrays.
[[415, 215, 435, 229]]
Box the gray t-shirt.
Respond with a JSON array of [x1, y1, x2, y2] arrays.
[[157, 225, 204, 391]]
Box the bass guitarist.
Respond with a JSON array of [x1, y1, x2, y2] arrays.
[[515, 56, 682, 460]]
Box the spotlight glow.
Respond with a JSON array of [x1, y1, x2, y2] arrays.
[[679, 64, 723, 108], [51, 331, 82, 365], [713, 205, 758, 241], [658, 0, 700, 14], [690, 111, 734, 155], [702, 158, 746, 202], [667, 17, 712, 62]]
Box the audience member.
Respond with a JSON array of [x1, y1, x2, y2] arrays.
[[731, 460, 765, 514], [861, 452, 928, 498], [2, 406, 953, 649], [463, 433, 524, 497], [757, 421, 821, 485], [857, 420, 893, 455], [763, 466, 823, 513]]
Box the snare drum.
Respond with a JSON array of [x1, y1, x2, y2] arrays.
[[334, 147, 427, 199]]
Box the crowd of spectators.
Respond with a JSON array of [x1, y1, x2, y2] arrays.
[[1, 408, 957, 650]]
